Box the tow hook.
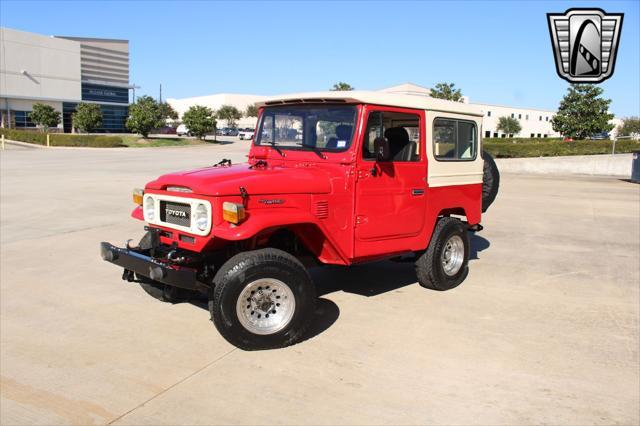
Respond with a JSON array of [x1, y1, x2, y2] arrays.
[[167, 250, 186, 264]]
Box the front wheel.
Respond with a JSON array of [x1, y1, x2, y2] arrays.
[[415, 217, 470, 291], [209, 248, 316, 350]]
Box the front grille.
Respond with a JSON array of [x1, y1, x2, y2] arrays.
[[160, 201, 191, 227]]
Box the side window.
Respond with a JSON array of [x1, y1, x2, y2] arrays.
[[362, 111, 420, 162], [260, 115, 274, 143], [433, 118, 477, 161]]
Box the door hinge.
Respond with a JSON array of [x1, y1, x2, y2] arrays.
[[357, 169, 370, 180]]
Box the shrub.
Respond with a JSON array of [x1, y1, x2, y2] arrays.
[[484, 139, 640, 158], [50, 134, 123, 147], [0, 129, 123, 147]]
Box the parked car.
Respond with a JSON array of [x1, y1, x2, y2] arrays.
[[176, 124, 190, 136], [100, 91, 500, 350], [238, 128, 255, 140], [587, 132, 610, 140], [217, 127, 239, 136]]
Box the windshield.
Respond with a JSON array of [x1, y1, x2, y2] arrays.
[[255, 105, 357, 151]]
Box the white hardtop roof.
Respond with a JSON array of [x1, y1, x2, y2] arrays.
[[256, 90, 484, 117]]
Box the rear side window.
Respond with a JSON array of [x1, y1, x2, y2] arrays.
[[433, 118, 477, 161]]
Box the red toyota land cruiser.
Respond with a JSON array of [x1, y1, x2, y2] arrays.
[[100, 91, 499, 350]]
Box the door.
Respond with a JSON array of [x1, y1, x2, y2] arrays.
[[354, 106, 427, 257]]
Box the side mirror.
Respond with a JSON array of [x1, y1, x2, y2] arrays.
[[373, 137, 390, 162]]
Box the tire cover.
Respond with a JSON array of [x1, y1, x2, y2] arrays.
[[482, 150, 500, 212]]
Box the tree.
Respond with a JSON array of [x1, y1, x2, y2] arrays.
[[159, 102, 179, 122], [331, 82, 354, 91], [126, 96, 164, 138], [216, 105, 242, 128], [618, 117, 640, 137], [30, 103, 60, 131], [182, 105, 216, 139], [72, 103, 102, 133], [551, 84, 614, 139], [430, 82, 463, 102], [496, 116, 522, 136], [245, 104, 258, 118]]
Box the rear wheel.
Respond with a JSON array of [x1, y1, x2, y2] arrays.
[[209, 248, 316, 350], [415, 217, 470, 291]]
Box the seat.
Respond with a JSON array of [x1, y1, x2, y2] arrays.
[[384, 127, 416, 161], [326, 124, 353, 149]]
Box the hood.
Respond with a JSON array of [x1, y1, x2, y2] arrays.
[[146, 163, 332, 196]]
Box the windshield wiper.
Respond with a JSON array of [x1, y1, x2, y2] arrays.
[[269, 142, 285, 157], [300, 144, 327, 159]]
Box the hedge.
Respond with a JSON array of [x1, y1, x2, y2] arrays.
[[484, 138, 640, 158], [0, 129, 124, 147]]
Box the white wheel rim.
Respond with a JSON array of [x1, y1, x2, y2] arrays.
[[441, 235, 464, 276], [235, 278, 295, 335]]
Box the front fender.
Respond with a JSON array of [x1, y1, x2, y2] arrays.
[[212, 209, 348, 264], [131, 206, 143, 221]]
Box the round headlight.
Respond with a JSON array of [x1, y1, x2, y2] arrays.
[[194, 203, 208, 231], [144, 196, 155, 221]]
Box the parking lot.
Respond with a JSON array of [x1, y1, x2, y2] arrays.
[[1, 142, 638, 425]]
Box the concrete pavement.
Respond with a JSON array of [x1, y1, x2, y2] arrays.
[[1, 142, 638, 425]]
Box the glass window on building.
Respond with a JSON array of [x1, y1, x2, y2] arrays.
[[493, 132, 498, 138], [487, 111, 491, 117], [13, 111, 36, 128], [539, 116, 542, 121], [62, 103, 128, 133], [518, 114, 522, 119], [526, 114, 529, 120], [510, 113, 514, 118], [485, 130, 491, 138]]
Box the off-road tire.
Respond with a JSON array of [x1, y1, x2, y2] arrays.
[[209, 248, 316, 350], [415, 217, 470, 291], [482, 150, 500, 212]]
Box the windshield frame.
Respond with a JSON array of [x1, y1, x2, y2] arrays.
[[254, 104, 358, 153]]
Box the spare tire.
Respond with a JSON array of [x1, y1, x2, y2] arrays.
[[482, 150, 499, 212]]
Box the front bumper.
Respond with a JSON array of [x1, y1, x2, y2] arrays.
[[100, 242, 200, 291]]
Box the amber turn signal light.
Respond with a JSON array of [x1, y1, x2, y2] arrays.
[[132, 188, 144, 206], [222, 202, 246, 224]]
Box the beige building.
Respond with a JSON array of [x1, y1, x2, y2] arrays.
[[168, 93, 267, 128], [0, 27, 131, 132], [381, 83, 560, 138], [171, 83, 564, 138]]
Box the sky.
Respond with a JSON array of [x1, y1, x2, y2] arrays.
[[1, 0, 638, 117]]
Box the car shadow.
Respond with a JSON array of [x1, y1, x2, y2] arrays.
[[469, 233, 490, 261], [185, 295, 339, 344], [310, 261, 417, 297], [174, 232, 490, 345]]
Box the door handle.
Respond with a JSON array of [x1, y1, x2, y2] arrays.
[[411, 188, 425, 196]]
